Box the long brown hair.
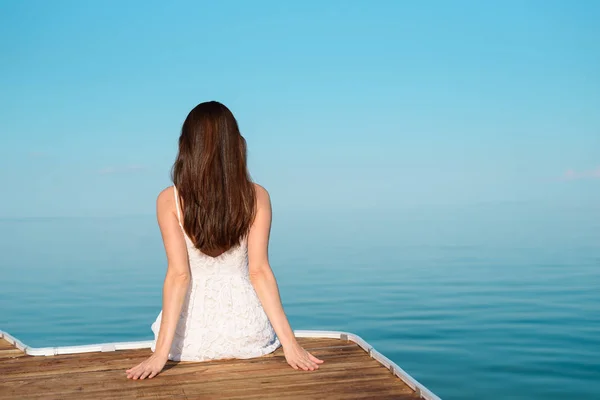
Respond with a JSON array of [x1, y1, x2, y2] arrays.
[[172, 101, 255, 255]]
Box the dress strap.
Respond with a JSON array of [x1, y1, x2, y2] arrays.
[[173, 186, 182, 225]]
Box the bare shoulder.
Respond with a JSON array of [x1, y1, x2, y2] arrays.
[[253, 183, 271, 208], [156, 186, 176, 211]]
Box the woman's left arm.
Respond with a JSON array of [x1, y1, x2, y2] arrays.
[[126, 187, 190, 379]]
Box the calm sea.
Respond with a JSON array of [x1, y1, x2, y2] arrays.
[[1, 203, 598, 400]]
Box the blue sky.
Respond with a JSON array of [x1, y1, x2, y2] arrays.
[[0, 0, 598, 218]]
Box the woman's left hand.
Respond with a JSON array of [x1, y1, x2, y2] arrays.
[[126, 353, 168, 380]]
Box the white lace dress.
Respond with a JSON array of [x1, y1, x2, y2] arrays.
[[150, 186, 280, 361]]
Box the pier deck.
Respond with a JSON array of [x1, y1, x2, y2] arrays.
[[0, 332, 437, 399]]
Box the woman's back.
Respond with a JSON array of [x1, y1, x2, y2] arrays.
[[173, 186, 250, 277], [150, 186, 279, 361]]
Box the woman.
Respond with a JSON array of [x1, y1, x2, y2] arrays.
[[126, 101, 323, 380]]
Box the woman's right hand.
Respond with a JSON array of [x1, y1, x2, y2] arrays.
[[283, 340, 324, 371]]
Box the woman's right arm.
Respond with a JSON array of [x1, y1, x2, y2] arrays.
[[247, 184, 323, 371]]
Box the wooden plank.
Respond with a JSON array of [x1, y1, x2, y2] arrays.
[[0, 351, 25, 360], [0, 337, 419, 400], [0, 339, 24, 359], [0, 350, 373, 385], [294, 337, 351, 348], [2, 367, 415, 400], [0, 343, 363, 377], [0, 351, 373, 381], [0, 339, 17, 351]]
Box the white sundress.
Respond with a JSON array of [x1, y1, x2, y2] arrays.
[[151, 186, 280, 361]]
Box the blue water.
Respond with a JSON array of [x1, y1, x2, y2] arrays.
[[1, 203, 599, 399]]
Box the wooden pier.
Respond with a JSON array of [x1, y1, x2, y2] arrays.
[[0, 332, 438, 399]]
